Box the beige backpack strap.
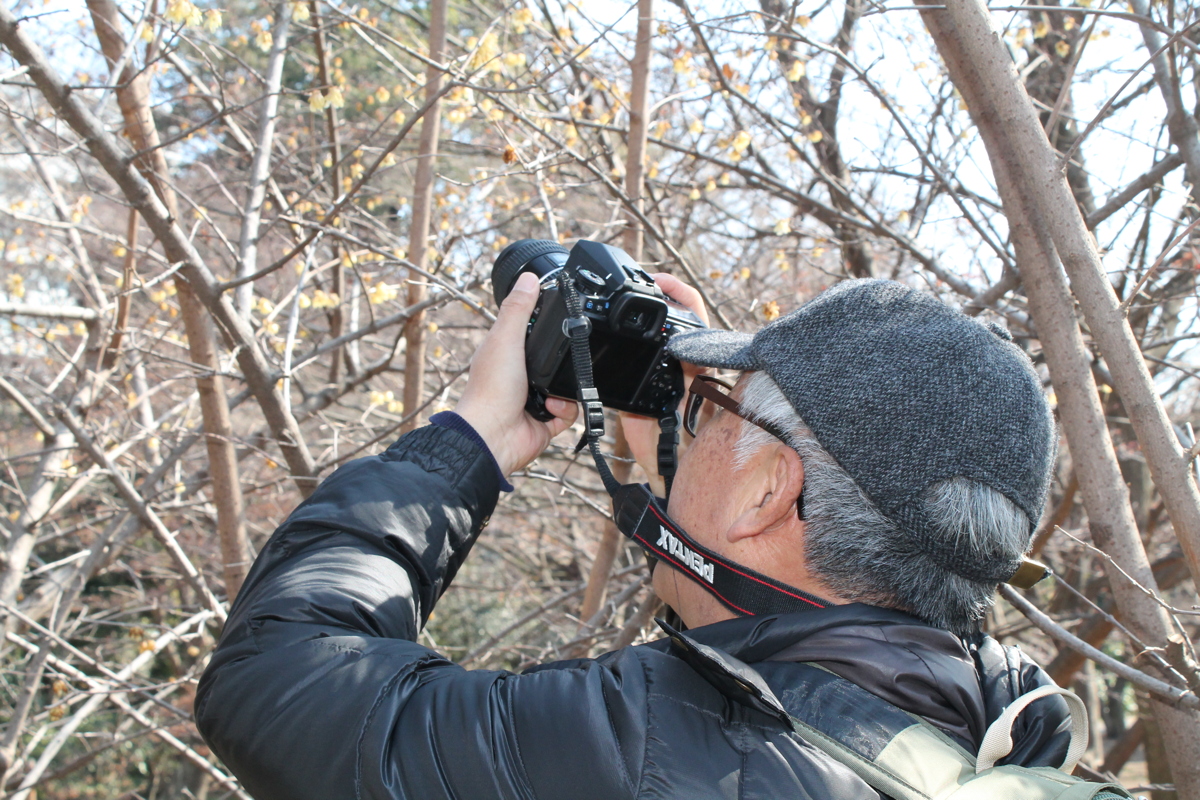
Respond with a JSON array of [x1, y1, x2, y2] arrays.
[[975, 685, 1089, 774]]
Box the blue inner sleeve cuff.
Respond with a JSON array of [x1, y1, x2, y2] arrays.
[[429, 411, 515, 492]]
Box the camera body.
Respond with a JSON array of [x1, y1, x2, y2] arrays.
[[492, 239, 705, 420]]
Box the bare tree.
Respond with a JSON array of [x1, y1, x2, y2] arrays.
[[0, 0, 1199, 793]]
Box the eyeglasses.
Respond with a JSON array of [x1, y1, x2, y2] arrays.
[[684, 375, 805, 518], [683, 375, 792, 445]]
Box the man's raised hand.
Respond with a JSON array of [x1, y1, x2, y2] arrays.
[[456, 271, 578, 477]]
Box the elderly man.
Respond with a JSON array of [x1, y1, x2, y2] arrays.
[[196, 274, 1075, 799]]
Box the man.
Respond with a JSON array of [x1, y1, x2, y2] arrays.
[[196, 274, 1071, 799]]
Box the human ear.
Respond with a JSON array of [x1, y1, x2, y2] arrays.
[[726, 445, 805, 542]]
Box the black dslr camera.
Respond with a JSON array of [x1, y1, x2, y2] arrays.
[[492, 239, 705, 421]]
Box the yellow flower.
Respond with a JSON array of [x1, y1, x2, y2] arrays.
[[309, 91, 327, 112], [512, 7, 533, 34], [256, 29, 274, 52], [203, 9, 222, 32], [311, 289, 339, 308], [1034, 20, 1050, 39], [298, 292, 311, 309], [731, 130, 752, 154], [786, 60, 806, 82], [290, 1, 310, 22], [763, 300, 781, 321], [381, 153, 397, 167], [326, 87, 345, 109], [164, 0, 196, 25], [368, 282, 399, 304], [807, 129, 824, 143], [774, 219, 791, 235], [503, 52, 527, 69], [688, 118, 704, 135], [6, 274, 24, 299], [1055, 40, 1071, 58], [468, 32, 501, 72]]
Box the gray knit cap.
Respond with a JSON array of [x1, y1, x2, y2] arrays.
[[665, 279, 1055, 584]]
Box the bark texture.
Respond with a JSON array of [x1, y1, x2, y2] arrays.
[[919, 0, 1200, 792]]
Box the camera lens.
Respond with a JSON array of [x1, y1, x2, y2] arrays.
[[491, 239, 570, 305]]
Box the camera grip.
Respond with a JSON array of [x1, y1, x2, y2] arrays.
[[525, 388, 556, 422]]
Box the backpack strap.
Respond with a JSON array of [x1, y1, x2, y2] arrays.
[[664, 628, 1126, 799], [975, 685, 1089, 774], [785, 707, 970, 800]]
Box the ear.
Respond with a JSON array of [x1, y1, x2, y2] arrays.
[[727, 444, 805, 543]]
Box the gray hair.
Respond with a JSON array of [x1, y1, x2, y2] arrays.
[[733, 371, 1030, 635]]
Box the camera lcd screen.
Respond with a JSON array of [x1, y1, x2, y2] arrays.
[[547, 336, 661, 411]]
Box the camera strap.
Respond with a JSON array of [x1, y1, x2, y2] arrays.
[[612, 483, 829, 616], [555, 265, 831, 618]]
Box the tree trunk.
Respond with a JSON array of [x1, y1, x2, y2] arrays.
[[580, 0, 655, 633], [307, 0, 349, 386], [401, 0, 447, 434], [918, 1, 1200, 793], [925, 0, 1200, 597], [622, 0, 653, 260], [235, 3, 291, 316], [86, 0, 251, 597]]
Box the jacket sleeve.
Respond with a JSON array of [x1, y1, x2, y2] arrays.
[[194, 425, 646, 800]]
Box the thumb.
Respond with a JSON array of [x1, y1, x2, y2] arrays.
[[494, 271, 540, 337]]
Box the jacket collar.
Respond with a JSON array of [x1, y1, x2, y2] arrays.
[[664, 603, 945, 662]]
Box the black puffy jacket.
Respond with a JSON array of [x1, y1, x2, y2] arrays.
[[196, 425, 1072, 800]]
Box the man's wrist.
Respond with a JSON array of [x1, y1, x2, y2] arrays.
[[430, 411, 514, 492]]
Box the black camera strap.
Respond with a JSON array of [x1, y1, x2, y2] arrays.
[[612, 483, 829, 616], [557, 267, 622, 496], [555, 266, 830, 618]]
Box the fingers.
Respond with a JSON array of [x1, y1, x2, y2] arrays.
[[653, 273, 709, 327], [542, 397, 579, 438]]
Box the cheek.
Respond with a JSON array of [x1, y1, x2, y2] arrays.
[[668, 419, 739, 525]]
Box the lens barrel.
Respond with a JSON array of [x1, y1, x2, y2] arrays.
[[491, 239, 570, 305]]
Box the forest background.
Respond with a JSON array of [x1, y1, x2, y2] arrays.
[[1, 0, 1200, 796]]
